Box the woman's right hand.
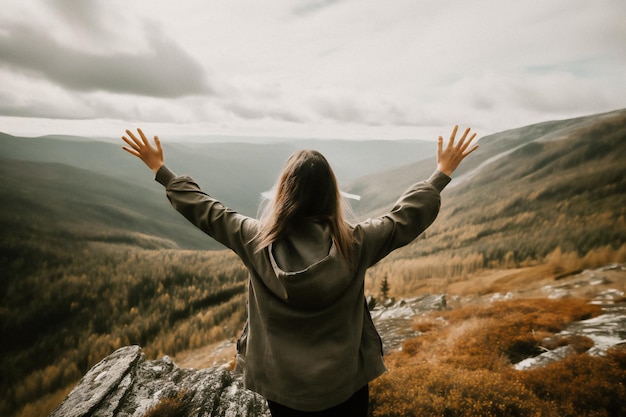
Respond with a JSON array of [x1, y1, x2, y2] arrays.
[[437, 125, 478, 176]]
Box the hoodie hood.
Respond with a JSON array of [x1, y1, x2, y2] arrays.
[[269, 220, 354, 309]]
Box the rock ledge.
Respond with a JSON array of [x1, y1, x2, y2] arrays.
[[50, 345, 269, 417]]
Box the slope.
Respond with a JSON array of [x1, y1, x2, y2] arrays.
[[347, 108, 626, 267], [0, 158, 212, 250]]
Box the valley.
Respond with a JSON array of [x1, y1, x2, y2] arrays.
[[1, 108, 625, 417]]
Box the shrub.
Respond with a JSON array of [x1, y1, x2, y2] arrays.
[[143, 390, 192, 417], [515, 346, 626, 417], [371, 364, 546, 417], [438, 299, 601, 369], [370, 298, 622, 417]]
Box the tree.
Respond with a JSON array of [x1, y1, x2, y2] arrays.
[[380, 274, 390, 300]]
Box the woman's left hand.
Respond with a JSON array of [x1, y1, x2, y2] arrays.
[[437, 125, 478, 176], [122, 128, 164, 173]]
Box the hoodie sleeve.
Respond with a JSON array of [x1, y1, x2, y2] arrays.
[[155, 165, 259, 259], [357, 170, 450, 267]]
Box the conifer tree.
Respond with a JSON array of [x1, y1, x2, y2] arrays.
[[380, 274, 390, 300]]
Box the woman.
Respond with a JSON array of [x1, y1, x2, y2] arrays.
[[122, 126, 477, 416]]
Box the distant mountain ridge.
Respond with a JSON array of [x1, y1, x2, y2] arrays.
[[1, 108, 624, 255], [0, 133, 434, 249]]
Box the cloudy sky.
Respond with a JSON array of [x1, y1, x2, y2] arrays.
[[0, 0, 624, 140]]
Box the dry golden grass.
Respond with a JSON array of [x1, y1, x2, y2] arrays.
[[173, 340, 237, 369], [370, 298, 626, 417], [365, 243, 626, 300]]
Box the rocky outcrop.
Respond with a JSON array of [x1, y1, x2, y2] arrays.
[[370, 294, 447, 353], [50, 294, 448, 417], [49, 345, 269, 417], [515, 264, 626, 369]]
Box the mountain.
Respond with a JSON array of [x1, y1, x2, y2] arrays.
[[347, 109, 625, 215], [346, 108, 626, 265], [1, 109, 624, 255], [0, 133, 434, 210], [0, 134, 434, 249], [0, 158, 212, 249]]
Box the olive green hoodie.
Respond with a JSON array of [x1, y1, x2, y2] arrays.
[[155, 165, 450, 411]]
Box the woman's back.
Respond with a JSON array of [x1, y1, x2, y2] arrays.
[[121, 125, 478, 415]]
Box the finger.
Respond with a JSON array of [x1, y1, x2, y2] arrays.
[[448, 125, 458, 147], [125, 129, 142, 147], [122, 146, 141, 157], [437, 135, 443, 156], [461, 133, 477, 151], [154, 135, 162, 153], [121, 135, 140, 151], [457, 127, 471, 149], [463, 144, 479, 157], [137, 128, 150, 147]]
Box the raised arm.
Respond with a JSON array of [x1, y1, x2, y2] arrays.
[[122, 128, 165, 173], [121, 128, 259, 262], [358, 125, 478, 266]]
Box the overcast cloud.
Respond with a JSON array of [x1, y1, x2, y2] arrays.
[[0, 0, 624, 140]]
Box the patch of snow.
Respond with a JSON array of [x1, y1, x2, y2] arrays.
[[490, 292, 514, 302]]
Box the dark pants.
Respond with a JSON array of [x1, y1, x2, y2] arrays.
[[267, 385, 369, 417]]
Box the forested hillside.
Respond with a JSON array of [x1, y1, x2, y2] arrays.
[[0, 158, 213, 249], [350, 109, 626, 295], [0, 241, 246, 417]]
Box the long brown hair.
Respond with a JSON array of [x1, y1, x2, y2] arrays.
[[256, 149, 355, 264]]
